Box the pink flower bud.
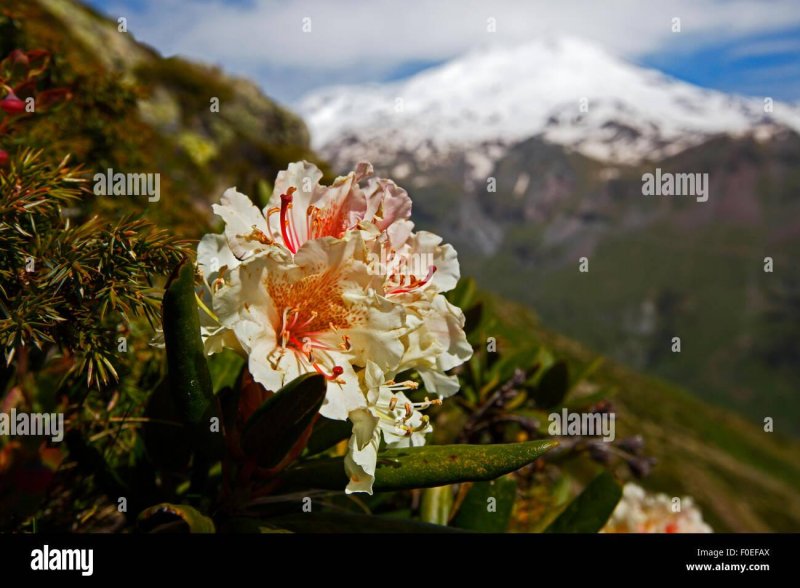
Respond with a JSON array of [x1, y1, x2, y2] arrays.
[[9, 50, 29, 66], [1, 93, 26, 115]]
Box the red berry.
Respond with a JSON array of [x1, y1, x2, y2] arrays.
[[332, 366, 344, 377], [0, 150, 9, 166], [1, 93, 26, 115]]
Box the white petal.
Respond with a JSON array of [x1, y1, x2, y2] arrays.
[[428, 295, 473, 371], [344, 425, 381, 495], [197, 233, 239, 281], [211, 188, 269, 260], [386, 219, 414, 250], [318, 360, 366, 420], [349, 407, 379, 450], [419, 369, 461, 398], [269, 161, 325, 245]]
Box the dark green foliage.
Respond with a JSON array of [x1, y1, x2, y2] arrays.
[[0, 150, 186, 385], [545, 471, 622, 533], [240, 373, 326, 468]]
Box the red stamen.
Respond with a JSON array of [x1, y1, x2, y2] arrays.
[[280, 187, 297, 253], [313, 362, 343, 381], [388, 265, 437, 294]]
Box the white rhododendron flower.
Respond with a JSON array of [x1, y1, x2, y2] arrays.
[[344, 361, 438, 493], [602, 483, 713, 533], [196, 161, 472, 493]]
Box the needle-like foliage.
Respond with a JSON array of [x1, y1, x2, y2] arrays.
[[0, 149, 190, 387]]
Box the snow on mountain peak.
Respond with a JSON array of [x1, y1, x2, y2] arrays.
[[298, 36, 800, 167]]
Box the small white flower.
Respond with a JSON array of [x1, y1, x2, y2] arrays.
[[344, 361, 438, 494], [603, 483, 713, 533]]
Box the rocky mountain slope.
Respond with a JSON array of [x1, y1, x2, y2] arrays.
[[301, 37, 800, 172], [300, 38, 800, 433]]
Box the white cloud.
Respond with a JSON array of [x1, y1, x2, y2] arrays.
[[99, 0, 800, 101]]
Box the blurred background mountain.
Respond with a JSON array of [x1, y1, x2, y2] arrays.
[[300, 38, 800, 436], [1, 0, 799, 531]]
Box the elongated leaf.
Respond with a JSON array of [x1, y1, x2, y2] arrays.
[[463, 302, 483, 335], [531, 360, 569, 409], [162, 259, 214, 425], [142, 381, 193, 470], [207, 349, 245, 395], [420, 485, 454, 525], [545, 471, 622, 533], [280, 440, 557, 492], [446, 276, 478, 310], [242, 373, 326, 468], [451, 475, 517, 532], [138, 503, 215, 533]]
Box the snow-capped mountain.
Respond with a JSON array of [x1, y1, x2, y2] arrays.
[[299, 36, 800, 173]]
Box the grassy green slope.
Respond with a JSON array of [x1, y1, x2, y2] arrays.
[[484, 292, 800, 532], [519, 223, 799, 435], [455, 132, 800, 435]]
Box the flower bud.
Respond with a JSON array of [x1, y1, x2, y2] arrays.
[[1, 92, 26, 115], [9, 50, 29, 66]]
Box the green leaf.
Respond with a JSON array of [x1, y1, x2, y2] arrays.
[[463, 302, 483, 334], [280, 440, 557, 492], [138, 503, 215, 533], [529, 347, 556, 381], [241, 373, 326, 468], [532, 360, 569, 409], [545, 471, 622, 533], [267, 512, 464, 533], [564, 388, 613, 411], [451, 475, 517, 532], [447, 276, 478, 310], [420, 485, 454, 525], [142, 381, 193, 470], [207, 349, 245, 395], [162, 259, 214, 425], [305, 416, 352, 457]]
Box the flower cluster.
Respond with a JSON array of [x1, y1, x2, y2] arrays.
[[602, 483, 712, 533], [197, 161, 472, 493]]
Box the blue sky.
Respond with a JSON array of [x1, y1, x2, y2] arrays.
[[86, 0, 800, 105], [642, 26, 800, 101]]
